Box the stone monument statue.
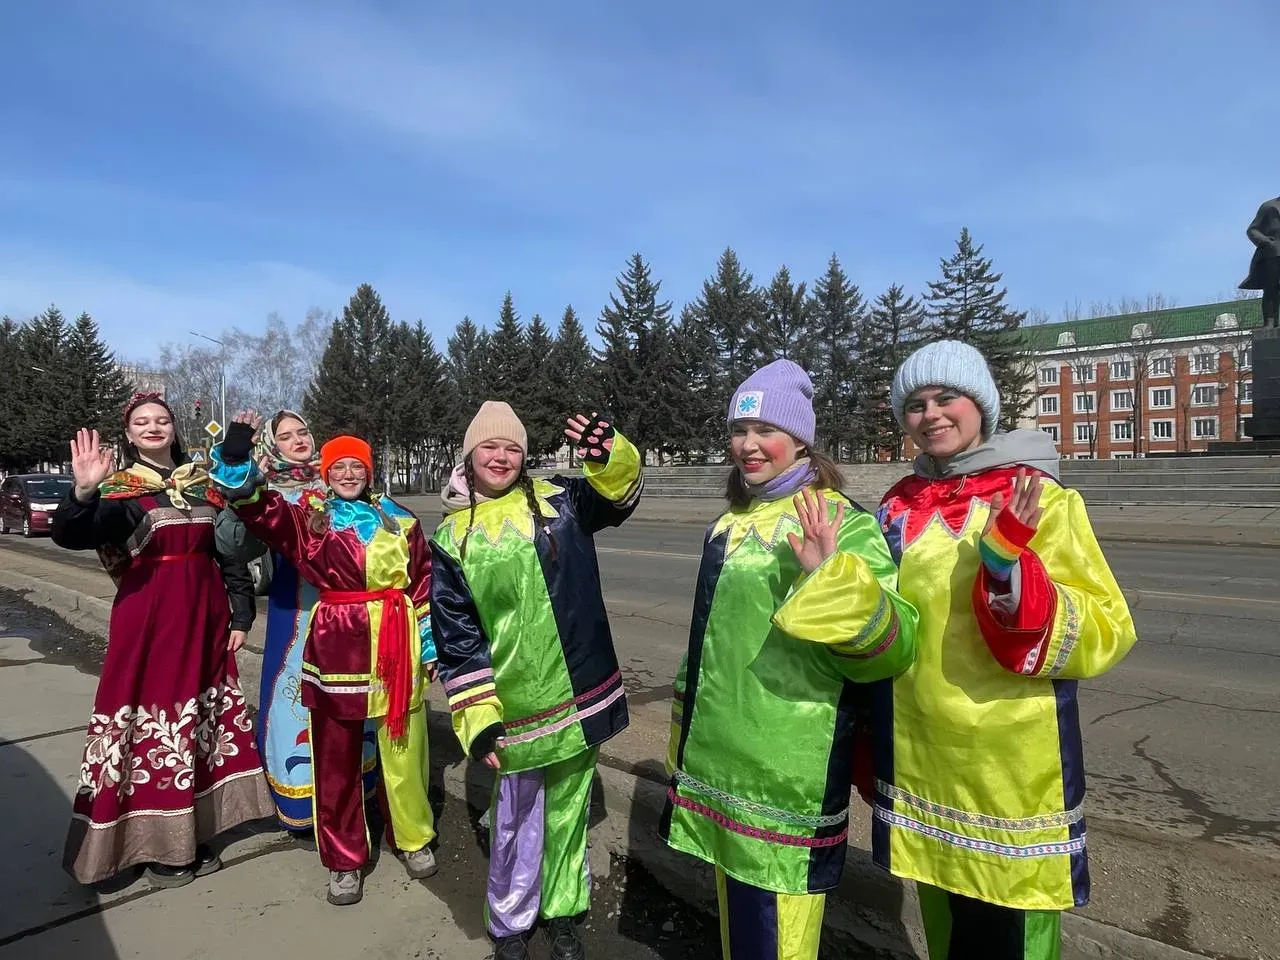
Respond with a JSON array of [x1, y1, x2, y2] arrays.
[[1243, 197, 1280, 444], [1241, 195, 1280, 327]]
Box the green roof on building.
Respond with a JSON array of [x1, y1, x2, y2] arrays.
[[1021, 298, 1264, 352]]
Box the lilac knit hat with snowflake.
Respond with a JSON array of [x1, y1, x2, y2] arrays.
[[727, 359, 816, 446]]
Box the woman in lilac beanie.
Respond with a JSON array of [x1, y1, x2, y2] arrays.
[[660, 359, 919, 959]]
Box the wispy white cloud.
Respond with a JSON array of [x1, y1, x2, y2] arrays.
[[138, 1, 564, 149]]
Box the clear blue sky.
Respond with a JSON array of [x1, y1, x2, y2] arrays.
[[1, 0, 1276, 359]]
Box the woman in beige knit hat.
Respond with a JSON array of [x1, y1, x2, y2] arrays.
[[431, 401, 643, 960]]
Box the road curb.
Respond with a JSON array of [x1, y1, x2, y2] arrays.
[[0, 566, 112, 636], [1, 567, 1215, 960]]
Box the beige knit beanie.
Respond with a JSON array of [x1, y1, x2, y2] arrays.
[[463, 401, 528, 457]]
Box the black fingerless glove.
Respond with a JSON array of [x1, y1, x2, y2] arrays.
[[222, 421, 257, 465], [579, 416, 615, 464], [469, 722, 504, 761]]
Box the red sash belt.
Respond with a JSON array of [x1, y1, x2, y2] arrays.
[[320, 588, 411, 739]]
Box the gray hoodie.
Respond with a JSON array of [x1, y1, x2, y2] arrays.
[[912, 429, 1061, 482]]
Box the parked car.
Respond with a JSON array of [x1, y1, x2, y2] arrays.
[[0, 473, 73, 537]]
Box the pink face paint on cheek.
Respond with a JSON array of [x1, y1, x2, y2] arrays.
[[758, 436, 791, 463]]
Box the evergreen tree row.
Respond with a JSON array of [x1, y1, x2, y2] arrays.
[[303, 226, 1031, 477], [0, 308, 132, 473], [2, 227, 1031, 478]]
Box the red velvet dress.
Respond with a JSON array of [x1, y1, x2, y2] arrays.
[[53, 486, 275, 884]]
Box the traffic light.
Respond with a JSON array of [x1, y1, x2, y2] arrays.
[[194, 399, 202, 418]]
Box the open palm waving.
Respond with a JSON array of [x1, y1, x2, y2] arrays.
[[787, 488, 845, 574], [70, 429, 116, 501]]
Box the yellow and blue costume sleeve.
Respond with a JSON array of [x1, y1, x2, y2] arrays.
[[772, 505, 918, 682], [974, 485, 1136, 680], [569, 430, 644, 533], [429, 540, 503, 755]]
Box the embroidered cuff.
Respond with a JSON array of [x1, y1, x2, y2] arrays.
[[979, 509, 1036, 581]]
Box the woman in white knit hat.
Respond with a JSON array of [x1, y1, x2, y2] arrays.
[[430, 401, 643, 960], [871, 340, 1137, 960]]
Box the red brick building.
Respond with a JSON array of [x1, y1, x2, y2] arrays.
[[1023, 299, 1261, 458]]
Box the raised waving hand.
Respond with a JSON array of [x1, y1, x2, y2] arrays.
[[70, 429, 116, 500]]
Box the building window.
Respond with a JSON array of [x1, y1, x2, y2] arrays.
[[1240, 347, 1252, 369], [1074, 423, 1096, 444], [1191, 385, 1217, 406], [1110, 360, 1132, 380], [1057, 331, 1076, 347], [1113, 453, 1133, 460], [1150, 356, 1173, 377], [1073, 364, 1095, 383], [1214, 313, 1239, 330], [1112, 390, 1134, 410], [1041, 425, 1060, 443], [1131, 322, 1152, 339], [1039, 395, 1059, 415], [1193, 417, 1218, 439], [1074, 392, 1096, 413], [1192, 352, 1218, 374], [1151, 420, 1174, 441], [1039, 366, 1059, 385], [1241, 380, 1253, 403], [1112, 421, 1133, 441], [1150, 387, 1174, 409]]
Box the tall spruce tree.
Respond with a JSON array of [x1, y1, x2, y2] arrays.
[[753, 265, 814, 370], [303, 284, 394, 454], [670, 304, 723, 460], [595, 254, 672, 453], [523, 313, 560, 458], [925, 228, 1033, 429], [0, 318, 32, 471], [66, 312, 131, 444], [20, 306, 74, 465], [635, 309, 684, 461], [806, 256, 864, 458], [487, 292, 530, 407], [866, 284, 928, 457], [548, 306, 593, 464], [445, 316, 489, 448], [688, 248, 763, 416]]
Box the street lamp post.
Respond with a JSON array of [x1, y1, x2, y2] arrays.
[[188, 332, 226, 440]]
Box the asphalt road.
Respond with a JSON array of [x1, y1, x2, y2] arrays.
[[589, 520, 1280, 860], [7, 522, 1280, 956], [9, 521, 1280, 857]]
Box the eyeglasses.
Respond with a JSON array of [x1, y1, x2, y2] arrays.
[[330, 463, 368, 478]]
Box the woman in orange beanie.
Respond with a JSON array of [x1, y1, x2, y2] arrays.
[[209, 412, 437, 907]]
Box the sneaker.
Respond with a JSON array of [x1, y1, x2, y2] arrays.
[[401, 844, 438, 880], [546, 917, 585, 960], [493, 936, 531, 960], [327, 869, 363, 906]]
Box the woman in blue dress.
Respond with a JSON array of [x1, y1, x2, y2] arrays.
[[215, 410, 377, 832]]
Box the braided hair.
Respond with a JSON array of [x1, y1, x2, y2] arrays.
[[461, 458, 479, 561], [518, 470, 557, 560], [459, 456, 556, 561]]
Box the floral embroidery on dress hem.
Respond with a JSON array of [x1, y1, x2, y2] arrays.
[[78, 680, 254, 801]]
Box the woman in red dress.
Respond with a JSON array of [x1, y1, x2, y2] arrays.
[[52, 394, 275, 888]]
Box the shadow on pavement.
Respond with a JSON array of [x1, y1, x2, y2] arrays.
[[0, 740, 118, 960]]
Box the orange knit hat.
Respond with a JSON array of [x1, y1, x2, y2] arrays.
[[320, 435, 373, 482]]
